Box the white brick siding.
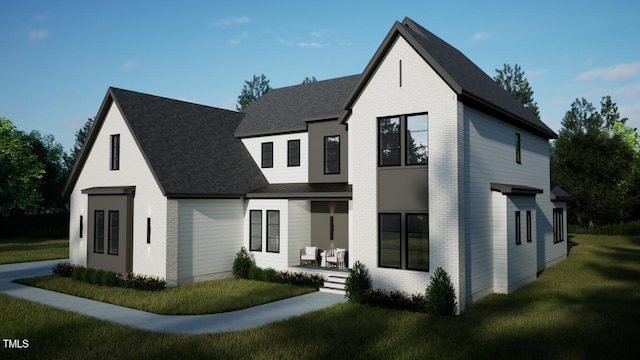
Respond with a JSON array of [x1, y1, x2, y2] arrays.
[[68, 102, 167, 278], [241, 133, 308, 183], [349, 36, 461, 298]]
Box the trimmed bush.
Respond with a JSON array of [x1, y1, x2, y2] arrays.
[[345, 260, 371, 303], [52, 262, 75, 277], [278, 270, 324, 288], [263, 268, 281, 283], [72, 266, 86, 282], [99, 270, 117, 287], [424, 267, 457, 316], [119, 272, 166, 291], [232, 247, 254, 279], [85, 268, 99, 285], [248, 265, 265, 281], [362, 289, 425, 312]]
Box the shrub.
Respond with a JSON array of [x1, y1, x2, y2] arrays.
[[99, 270, 117, 287], [72, 266, 86, 282], [248, 265, 264, 281], [345, 260, 371, 303], [232, 247, 254, 279], [424, 267, 457, 316], [362, 288, 425, 312], [263, 268, 281, 283], [85, 268, 99, 285], [119, 272, 166, 291], [52, 262, 75, 277], [278, 270, 324, 288]]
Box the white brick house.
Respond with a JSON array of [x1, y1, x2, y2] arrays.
[[64, 17, 568, 312]]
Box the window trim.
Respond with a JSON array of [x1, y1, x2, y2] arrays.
[[287, 139, 300, 167], [94, 210, 104, 254], [405, 113, 429, 166], [108, 210, 119, 255], [405, 213, 429, 272], [324, 135, 340, 175], [249, 210, 263, 252], [553, 208, 564, 243], [266, 210, 280, 253], [261, 142, 273, 168], [110, 134, 120, 170], [515, 133, 521, 164], [378, 213, 402, 269], [526, 210, 532, 242], [515, 211, 522, 245]]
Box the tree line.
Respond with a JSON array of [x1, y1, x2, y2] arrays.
[[2, 69, 637, 227]]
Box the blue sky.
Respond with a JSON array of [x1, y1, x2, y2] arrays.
[[2, 0, 639, 151]]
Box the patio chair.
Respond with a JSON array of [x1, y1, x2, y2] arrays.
[[326, 248, 347, 269], [300, 246, 320, 266]]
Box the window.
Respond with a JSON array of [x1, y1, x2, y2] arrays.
[[261, 142, 273, 168], [287, 140, 300, 167], [324, 135, 340, 174], [110, 134, 120, 170], [406, 214, 429, 271], [108, 210, 119, 255], [406, 114, 428, 165], [94, 210, 104, 253], [379, 117, 401, 166], [147, 217, 151, 244], [526, 210, 532, 242], [515, 211, 521, 245], [553, 208, 564, 243], [266, 210, 279, 253], [379, 213, 401, 268], [515, 133, 521, 164], [80, 215, 83, 239], [250, 210, 262, 251]]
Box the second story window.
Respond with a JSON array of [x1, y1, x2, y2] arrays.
[[406, 114, 428, 165], [379, 113, 428, 167], [261, 142, 273, 168], [110, 134, 120, 170], [288, 139, 300, 167], [324, 135, 340, 174]]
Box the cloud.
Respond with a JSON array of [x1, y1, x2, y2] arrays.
[[612, 81, 640, 99], [29, 30, 49, 40], [577, 62, 640, 81], [310, 31, 323, 38], [470, 32, 492, 41], [121, 61, 139, 71], [212, 16, 250, 27], [229, 31, 248, 46], [277, 38, 324, 48], [526, 69, 547, 77]]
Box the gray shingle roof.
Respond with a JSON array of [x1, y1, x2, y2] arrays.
[[235, 75, 360, 138], [342, 17, 557, 139], [63, 88, 268, 198]]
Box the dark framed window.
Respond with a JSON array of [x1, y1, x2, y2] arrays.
[[147, 217, 151, 244], [406, 114, 428, 165], [526, 211, 532, 242], [553, 208, 564, 243], [250, 210, 262, 251], [94, 210, 104, 253], [287, 140, 300, 167], [110, 134, 120, 170], [80, 215, 83, 239], [379, 213, 401, 268], [379, 117, 401, 166], [266, 210, 279, 253], [324, 135, 340, 174], [261, 142, 273, 168], [516, 133, 521, 164], [406, 214, 429, 271], [515, 211, 521, 245], [108, 210, 119, 255]]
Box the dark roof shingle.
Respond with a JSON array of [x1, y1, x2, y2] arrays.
[[235, 75, 360, 137]]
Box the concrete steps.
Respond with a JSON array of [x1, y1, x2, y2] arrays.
[[320, 273, 348, 295]]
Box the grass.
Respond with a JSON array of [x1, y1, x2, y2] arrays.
[[2, 233, 639, 359], [0, 238, 68, 264], [15, 276, 317, 315]]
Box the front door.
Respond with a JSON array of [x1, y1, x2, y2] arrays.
[[87, 194, 133, 273]]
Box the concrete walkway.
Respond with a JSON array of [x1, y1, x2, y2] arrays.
[[0, 259, 347, 334]]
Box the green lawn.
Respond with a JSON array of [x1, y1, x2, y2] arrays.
[[1, 234, 639, 359], [16, 276, 317, 315], [0, 238, 68, 264]]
